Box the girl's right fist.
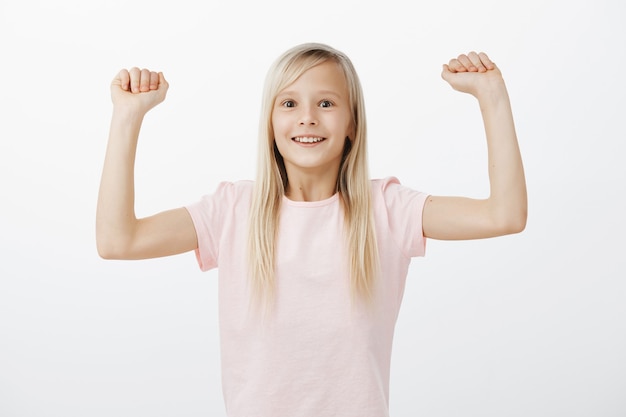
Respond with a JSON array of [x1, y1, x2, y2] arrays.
[[111, 68, 169, 115]]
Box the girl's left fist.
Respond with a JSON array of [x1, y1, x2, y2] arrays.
[[441, 52, 504, 97]]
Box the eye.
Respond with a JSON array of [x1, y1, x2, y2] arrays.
[[281, 100, 296, 108], [319, 100, 333, 108]]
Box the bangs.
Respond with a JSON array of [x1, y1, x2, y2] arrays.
[[275, 55, 333, 97]]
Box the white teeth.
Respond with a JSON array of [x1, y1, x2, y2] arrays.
[[293, 136, 324, 143]]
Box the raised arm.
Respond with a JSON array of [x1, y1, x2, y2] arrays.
[[422, 52, 527, 240], [96, 68, 197, 259]]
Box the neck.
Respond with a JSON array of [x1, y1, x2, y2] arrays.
[[284, 168, 339, 202]]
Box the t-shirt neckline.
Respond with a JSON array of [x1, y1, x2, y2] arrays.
[[282, 192, 339, 208]]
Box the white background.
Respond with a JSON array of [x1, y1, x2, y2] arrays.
[[1, 0, 625, 416]]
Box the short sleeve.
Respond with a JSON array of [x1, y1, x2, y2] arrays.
[[375, 177, 429, 258], [184, 181, 238, 271]]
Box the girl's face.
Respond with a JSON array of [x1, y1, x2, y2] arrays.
[[272, 61, 353, 184]]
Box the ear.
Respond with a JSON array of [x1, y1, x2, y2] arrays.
[[346, 131, 355, 142], [346, 121, 355, 142]]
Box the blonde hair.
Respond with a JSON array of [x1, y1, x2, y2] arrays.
[[247, 43, 379, 307]]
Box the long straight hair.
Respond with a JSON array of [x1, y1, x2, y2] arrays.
[[247, 43, 379, 308]]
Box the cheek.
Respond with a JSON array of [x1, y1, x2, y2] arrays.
[[271, 113, 287, 137]]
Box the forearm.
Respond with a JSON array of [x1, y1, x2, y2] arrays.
[[96, 109, 144, 257], [478, 82, 527, 231]]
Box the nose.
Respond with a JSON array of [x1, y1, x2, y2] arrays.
[[298, 105, 318, 125]]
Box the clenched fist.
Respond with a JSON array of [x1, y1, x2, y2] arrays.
[[111, 67, 169, 116], [441, 52, 505, 99]]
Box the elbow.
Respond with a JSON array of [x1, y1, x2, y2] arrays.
[[506, 215, 527, 235], [96, 219, 146, 259], [512, 204, 528, 233], [95, 217, 139, 259], [497, 207, 527, 236], [96, 231, 131, 260], [96, 238, 119, 260], [96, 227, 113, 259], [97, 246, 115, 260]]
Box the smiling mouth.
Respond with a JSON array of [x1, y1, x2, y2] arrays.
[[292, 136, 326, 143]]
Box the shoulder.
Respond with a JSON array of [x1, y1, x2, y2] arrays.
[[370, 176, 422, 199], [208, 180, 254, 201], [214, 179, 254, 193], [370, 176, 429, 212], [370, 176, 401, 194], [187, 180, 253, 214]]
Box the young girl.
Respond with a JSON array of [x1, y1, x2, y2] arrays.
[[97, 43, 526, 417]]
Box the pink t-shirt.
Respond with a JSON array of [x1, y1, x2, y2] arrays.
[[185, 177, 428, 417]]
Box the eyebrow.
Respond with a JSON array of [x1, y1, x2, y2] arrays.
[[276, 89, 343, 99]]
